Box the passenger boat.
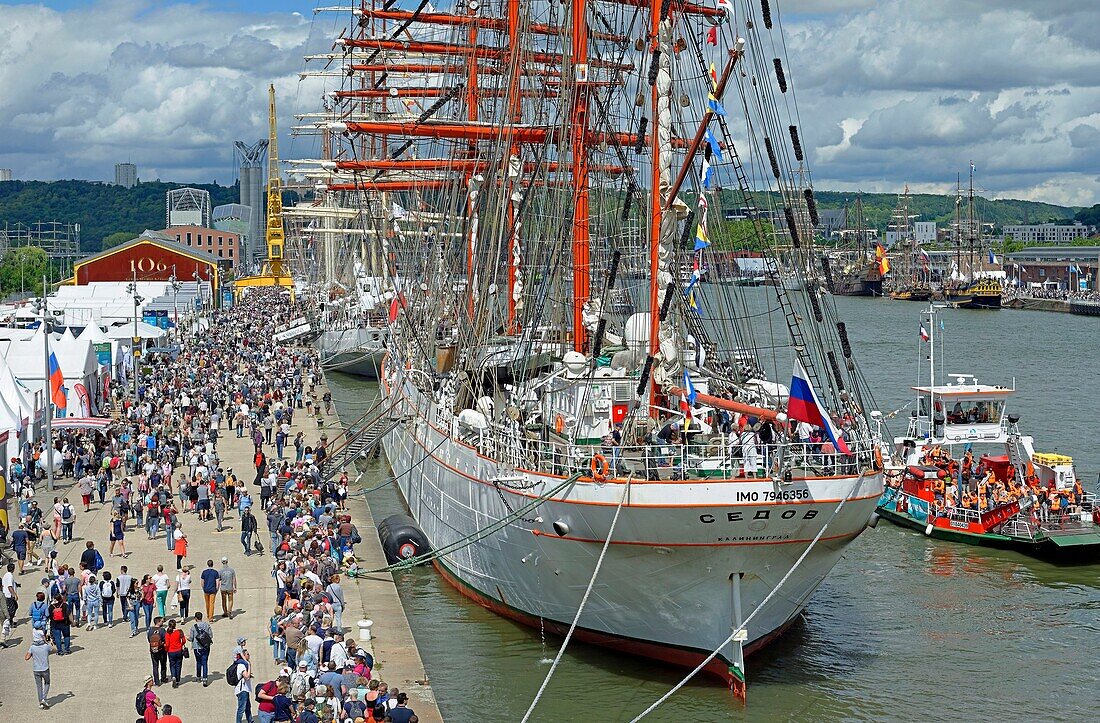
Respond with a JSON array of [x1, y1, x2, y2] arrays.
[[877, 306, 1100, 562]]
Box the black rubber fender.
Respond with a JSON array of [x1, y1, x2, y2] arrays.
[[378, 514, 431, 565]]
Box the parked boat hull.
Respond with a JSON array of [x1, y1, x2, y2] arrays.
[[380, 365, 882, 684]]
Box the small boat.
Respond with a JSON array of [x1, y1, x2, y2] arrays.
[[876, 305, 1100, 562]]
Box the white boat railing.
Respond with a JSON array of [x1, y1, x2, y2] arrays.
[[460, 424, 876, 481]]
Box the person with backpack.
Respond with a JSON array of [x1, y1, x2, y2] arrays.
[[47, 594, 72, 655], [60, 499, 75, 543], [137, 675, 160, 723], [148, 616, 168, 686], [28, 590, 49, 632], [99, 571, 117, 626], [79, 540, 104, 574], [190, 611, 214, 686], [228, 646, 254, 723]]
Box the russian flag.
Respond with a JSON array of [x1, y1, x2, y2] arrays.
[[48, 352, 67, 411], [787, 359, 851, 456]]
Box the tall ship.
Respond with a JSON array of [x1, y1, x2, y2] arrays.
[[937, 165, 1003, 309], [884, 188, 933, 301], [822, 193, 886, 296], [314, 0, 883, 697]]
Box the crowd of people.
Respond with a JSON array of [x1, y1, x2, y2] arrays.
[[891, 444, 1088, 523], [2, 288, 420, 723]]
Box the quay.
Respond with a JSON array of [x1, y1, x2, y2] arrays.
[[0, 295, 441, 722]]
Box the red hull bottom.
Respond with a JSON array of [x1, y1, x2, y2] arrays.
[[432, 560, 799, 693]]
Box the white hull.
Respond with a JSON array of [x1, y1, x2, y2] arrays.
[[317, 328, 385, 378], [379, 366, 882, 677]]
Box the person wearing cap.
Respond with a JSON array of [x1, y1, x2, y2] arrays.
[[290, 661, 311, 701], [24, 628, 54, 709], [140, 675, 160, 723], [219, 557, 238, 619], [387, 693, 415, 723], [233, 635, 248, 658], [233, 647, 254, 723]]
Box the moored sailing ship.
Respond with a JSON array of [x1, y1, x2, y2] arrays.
[[315, 0, 884, 696]]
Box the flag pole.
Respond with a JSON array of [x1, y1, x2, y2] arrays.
[[42, 274, 55, 494]]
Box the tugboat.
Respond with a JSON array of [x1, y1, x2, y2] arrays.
[[876, 305, 1100, 562]]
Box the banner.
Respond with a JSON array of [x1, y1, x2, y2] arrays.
[[273, 323, 312, 343], [94, 342, 112, 366], [74, 383, 91, 417]]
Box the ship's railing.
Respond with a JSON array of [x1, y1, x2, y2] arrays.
[[464, 426, 877, 481], [999, 517, 1037, 539], [946, 507, 982, 524]]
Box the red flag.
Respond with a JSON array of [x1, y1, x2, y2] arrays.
[[388, 293, 407, 323], [706, 26, 717, 46]]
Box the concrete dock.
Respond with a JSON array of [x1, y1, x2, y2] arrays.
[[0, 356, 441, 721]]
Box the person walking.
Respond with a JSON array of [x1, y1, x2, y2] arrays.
[[47, 594, 72, 654], [109, 512, 128, 557], [153, 565, 171, 618], [164, 618, 186, 688], [174, 567, 192, 619], [148, 616, 168, 686], [240, 508, 257, 556], [325, 574, 345, 633], [140, 574, 156, 629], [173, 528, 189, 570], [99, 571, 117, 627], [213, 494, 226, 532], [25, 629, 55, 709], [200, 559, 219, 620], [118, 565, 133, 623], [126, 577, 142, 637], [139, 676, 160, 723], [190, 611, 213, 686], [2, 563, 17, 631], [219, 557, 237, 619], [82, 573, 101, 631], [233, 647, 255, 723], [157, 703, 183, 723], [60, 498, 75, 543]]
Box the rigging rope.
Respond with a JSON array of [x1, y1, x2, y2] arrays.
[[627, 472, 869, 721], [520, 475, 633, 722]]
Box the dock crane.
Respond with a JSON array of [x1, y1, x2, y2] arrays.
[[235, 84, 295, 299]]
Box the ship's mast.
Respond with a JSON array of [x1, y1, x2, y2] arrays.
[[571, 0, 591, 352]]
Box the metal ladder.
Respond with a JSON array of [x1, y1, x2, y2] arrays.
[[321, 399, 403, 480], [725, 140, 823, 392], [1006, 432, 1028, 484]]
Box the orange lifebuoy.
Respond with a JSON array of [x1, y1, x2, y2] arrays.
[[554, 414, 565, 434], [590, 454, 610, 482], [874, 447, 883, 470]]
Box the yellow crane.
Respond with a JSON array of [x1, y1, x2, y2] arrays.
[[235, 84, 295, 299]]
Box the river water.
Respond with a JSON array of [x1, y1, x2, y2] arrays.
[[327, 296, 1100, 722]]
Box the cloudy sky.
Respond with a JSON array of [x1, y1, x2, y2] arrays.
[[1, 0, 1098, 206]]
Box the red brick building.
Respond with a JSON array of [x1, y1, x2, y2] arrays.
[[164, 225, 241, 269]]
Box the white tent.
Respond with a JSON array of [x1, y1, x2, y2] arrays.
[[51, 326, 101, 416], [106, 321, 167, 340]]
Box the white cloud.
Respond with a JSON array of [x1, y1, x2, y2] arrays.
[[0, 0, 329, 184], [0, 0, 1096, 208]]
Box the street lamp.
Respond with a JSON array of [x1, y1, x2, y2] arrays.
[[128, 276, 144, 405], [168, 267, 181, 343]]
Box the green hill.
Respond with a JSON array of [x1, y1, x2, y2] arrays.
[[0, 179, 1083, 257], [0, 180, 240, 253]]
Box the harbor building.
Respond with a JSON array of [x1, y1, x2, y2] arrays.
[[67, 230, 222, 297], [1003, 223, 1092, 244], [913, 221, 937, 244], [166, 187, 212, 227], [114, 162, 137, 188], [163, 224, 241, 269], [1005, 246, 1100, 291]]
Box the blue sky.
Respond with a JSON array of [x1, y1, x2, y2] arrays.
[[1, 0, 1098, 205]]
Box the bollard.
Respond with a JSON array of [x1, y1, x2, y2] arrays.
[[358, 619, 374, 642]]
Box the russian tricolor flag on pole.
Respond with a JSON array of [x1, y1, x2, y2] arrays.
[[787, 359, 851, 456], [48, 351, 67, 411]]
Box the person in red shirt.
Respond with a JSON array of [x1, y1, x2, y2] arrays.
[[256, 673, 287, 718], [157, 703, 183, 723], [163, 619, 187, 688]]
